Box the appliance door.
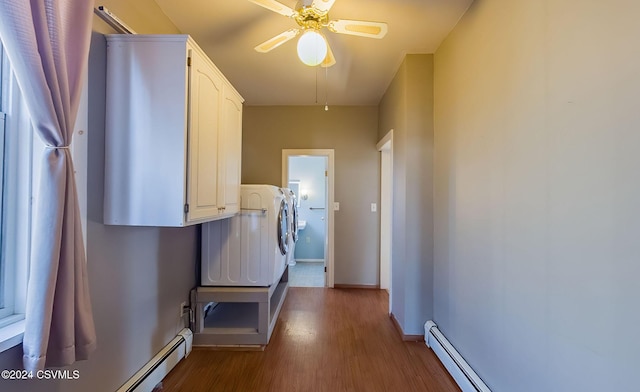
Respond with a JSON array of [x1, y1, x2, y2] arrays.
[[291, 197, 299, 242], [277, 199, 289, 256]]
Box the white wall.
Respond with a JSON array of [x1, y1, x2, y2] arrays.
[[434, 0, 640, 390]]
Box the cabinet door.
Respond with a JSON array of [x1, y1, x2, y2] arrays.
[[187, 51, 223, 222], [218, 89, 243, 215]]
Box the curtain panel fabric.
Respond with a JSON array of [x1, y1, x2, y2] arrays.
[[0, 0, 96, 371]]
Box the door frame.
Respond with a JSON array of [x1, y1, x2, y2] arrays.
[[282, 149, 335, 288], [377, 130, 393, 313]]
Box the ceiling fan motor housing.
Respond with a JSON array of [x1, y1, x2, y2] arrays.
[[294, 4, 329, 30]]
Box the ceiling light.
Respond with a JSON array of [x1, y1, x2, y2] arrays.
[[297, 30, 327, 66]]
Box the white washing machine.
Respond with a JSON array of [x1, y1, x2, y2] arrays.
[[283, 188, 299, 266], [201, 184, 289, 287]]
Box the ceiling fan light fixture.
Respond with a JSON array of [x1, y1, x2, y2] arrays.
[[297, 29, 327, 66]]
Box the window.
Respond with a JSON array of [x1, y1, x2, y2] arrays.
[[0, 37, 34, 341], [0, 40, 5, 318], [0, 39, 11, 323], [0, 37, 88, 350]]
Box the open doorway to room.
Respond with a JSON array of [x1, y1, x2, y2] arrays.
[[282, 149, 335, 288], [377, 130, 393, 314]]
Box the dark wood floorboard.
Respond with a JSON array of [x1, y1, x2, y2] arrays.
[[161, 288, 460, 392]]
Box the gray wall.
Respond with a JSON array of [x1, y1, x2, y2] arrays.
[[0, 2, 198, 391], [242, 105, 380, 286], [378, 54, 434, 335], [434, 0, 640, 390]]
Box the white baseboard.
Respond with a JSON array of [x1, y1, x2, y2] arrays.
[[117, 328, 192, 392], [295, 259, 324, 263], [425, 321, 491, 392]]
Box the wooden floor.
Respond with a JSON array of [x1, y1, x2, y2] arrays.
[[161, 287, 460, 392]]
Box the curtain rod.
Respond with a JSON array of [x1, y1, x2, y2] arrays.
[[94, 6, 136, 34]]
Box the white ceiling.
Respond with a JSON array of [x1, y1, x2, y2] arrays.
[[154, 0, 473, 106]]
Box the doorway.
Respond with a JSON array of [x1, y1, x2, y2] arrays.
[[282, 149, 335, 288], [377, 130, 393, 313]]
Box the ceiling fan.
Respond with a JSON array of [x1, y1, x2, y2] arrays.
[[249, 0, 388, 67]]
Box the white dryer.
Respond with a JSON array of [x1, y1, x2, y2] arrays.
[[283, 188, 299, 266], [201, 184, 289, 287]]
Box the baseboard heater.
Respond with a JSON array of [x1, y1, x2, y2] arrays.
[[116, 328, 193, 392], [424, 321, 491, 392]]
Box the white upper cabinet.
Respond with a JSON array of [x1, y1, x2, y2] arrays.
[[187, 50, 223, 222], [219, 88, 243, 216], [104, 35, 243, 227]]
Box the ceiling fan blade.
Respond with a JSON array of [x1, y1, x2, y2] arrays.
[[328, 19, 388, 39], [321, 38, 336, 68], [311, 0, 337, 14], [248, 0, 297, 18], [254, 29, 300, 53]]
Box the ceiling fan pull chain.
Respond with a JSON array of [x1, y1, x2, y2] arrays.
[[325, 65, 329, 111], [315, 64, 319, 104]]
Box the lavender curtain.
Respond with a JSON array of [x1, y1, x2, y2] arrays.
[[0, 0, 96, 371]]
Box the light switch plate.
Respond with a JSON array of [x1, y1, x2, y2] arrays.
[[334, 202, 340, 211], [371, 203, 377, 212]]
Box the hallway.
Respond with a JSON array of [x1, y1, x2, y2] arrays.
[[162, 288, 459, 391]]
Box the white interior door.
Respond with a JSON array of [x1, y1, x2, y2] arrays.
[[282, 149, 335, 288]]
